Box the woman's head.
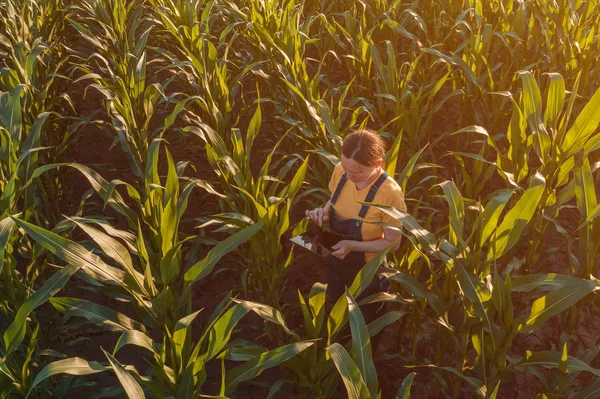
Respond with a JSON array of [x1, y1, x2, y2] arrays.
[[340, 129, 385, 183]]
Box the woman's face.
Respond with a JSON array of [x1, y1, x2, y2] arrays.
[[340, 155, 382, 184]]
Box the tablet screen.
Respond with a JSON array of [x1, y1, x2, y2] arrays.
[[290, 224, 344, 257]]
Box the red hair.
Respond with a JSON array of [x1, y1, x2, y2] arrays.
[[341, 129, 386, 167]]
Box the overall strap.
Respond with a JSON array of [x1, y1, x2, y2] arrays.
[[358, 172, 389, 219], [331, 173, 347, 205]]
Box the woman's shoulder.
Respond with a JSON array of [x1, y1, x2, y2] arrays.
[[332, 161, 344, 180], [381, 173, 403, 194], [380, 174, 406, 204], [377, 174, 408, 214]]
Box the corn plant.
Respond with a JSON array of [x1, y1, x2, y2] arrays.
[[218, 244, 402, 398], [451, 71, 600, 277], [185, 102, 310, 307], [67, 0, 168, 181], [153, 0, 261, 140], [0, 1, 75, 395], [368, 188, 600, 397], [2, 136, 316, 395], [5, 213, 315, 397], [228, 0, 370, 158]]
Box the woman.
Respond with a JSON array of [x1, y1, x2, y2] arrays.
[[305, 129, 407, 322]]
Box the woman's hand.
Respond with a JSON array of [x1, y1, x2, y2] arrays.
[[331, 240, 356, 259], [305, 200, 331, 226]]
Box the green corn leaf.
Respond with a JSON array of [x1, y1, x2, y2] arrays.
[[4, 264, 80, 356], [103, 349, 146, 399], [383, 271, 445, 316], [164, 148, 179, 208], [487, 172, 545, 261], [396, 146, 426, 193], [308, 282, 327, 337], [454, 262, 495, 352], [515, 281, 598, 333], [543, 73, 565, 129], [0, 216, 16, 274], [232, 299, 298, 339], [185, 222, 263, 284], [572, 380, 600, 399], [512, 273, 595, 292], [176, 366, 195, 399], [245, 97, 261, 158], [384, 124, 404, 178], [396, 372, 416, 399], [346, 290, 378, 397], [479, 190, 513, 248], [366, 311, 405, 337], [114, 330, 154, 355], [518, 71, 550, 163], [26, 358, 107, 398], [491, 272, 512, 329], [298, 290, 316, 339], [488, 381, 500, 399], [439, 181, 466, 249], [278, 155, 310, 200], [0, 357, 16, 382], [406, 365, 486, 397], [514, 350, 600, 376], [203, 303, 252, 361], [11, 216, 126, 285], [132, 51, 146, 100], [574, 156, 597, 273], [327, 343, 371, 399], [219, 343, 267, 362], [29, 163, 137, 224], [225, 341, 316, 394], [561, 82, 600, 157], [50, 297, 146, 333], [1, 84, 24, 143], [267, 379, 287, 399], [173, 310, 202, 368], [70, 218, 145, 294]]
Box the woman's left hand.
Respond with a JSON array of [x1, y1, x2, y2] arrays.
[[331, 240, 356, 259]]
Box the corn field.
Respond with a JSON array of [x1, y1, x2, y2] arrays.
[[2, 0, 600, 397]]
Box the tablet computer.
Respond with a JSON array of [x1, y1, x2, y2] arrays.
[[290, 223, 344, 257]]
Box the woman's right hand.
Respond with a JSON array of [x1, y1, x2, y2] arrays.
[[305, 200, 331, 226]]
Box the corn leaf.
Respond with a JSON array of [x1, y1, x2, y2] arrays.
[[225, 341, 316, 394], [346, 290, 378, 398], [327, 343, 371, 399], [479, 190, 513, 248], [561, 84, 600, 157], [103, 349, 146, 399], [11, 216, 126, 285], [26, 358, 107, 398], [4, 264, 80, 356], [50, 297, 146, 333], [396, 372, 416, 399], [185, 222, 263, 284], [515, 281, 598, 333], [487, 172, 545, 261]]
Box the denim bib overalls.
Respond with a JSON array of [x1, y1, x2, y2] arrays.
[[326, 171, 390, 322]]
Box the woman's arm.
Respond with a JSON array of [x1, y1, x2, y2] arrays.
[[330, 226, 402, 259]]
